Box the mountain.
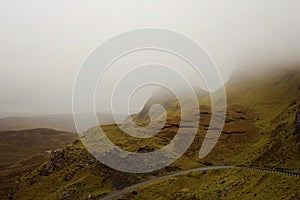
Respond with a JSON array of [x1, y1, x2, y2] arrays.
[[0, 128, 77, 199], [9, 67, 300, 199]]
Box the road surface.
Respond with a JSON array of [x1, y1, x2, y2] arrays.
[[101, 165, 299, 200], [101, 165, 235, 200]]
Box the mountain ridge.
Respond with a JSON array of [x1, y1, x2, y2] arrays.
[[8, 67, 300, 199]]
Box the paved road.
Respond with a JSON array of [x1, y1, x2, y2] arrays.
[[101, 166, 235, 200], [101, 165, 299, 200], [239, 166, 300, 178]]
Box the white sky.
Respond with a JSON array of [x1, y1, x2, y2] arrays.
[[0, 0, 299, 116]]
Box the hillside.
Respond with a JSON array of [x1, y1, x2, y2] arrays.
[[9, 67, 300, 199], [0, 128, 77, 199], [115, 168, 299, 200], [226, 67, 300, 169]]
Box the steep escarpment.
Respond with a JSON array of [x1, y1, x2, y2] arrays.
[[226, 67, 300, 170]]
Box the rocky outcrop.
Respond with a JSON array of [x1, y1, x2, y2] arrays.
[[11, 139, 144, 199], [295, 105, 300, 142]]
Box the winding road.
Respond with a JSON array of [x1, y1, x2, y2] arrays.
[[101, 166, 234, 200], [101, 165, 299, 200]]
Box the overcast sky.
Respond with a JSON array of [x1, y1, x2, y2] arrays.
[[0, 0, 299, 117]]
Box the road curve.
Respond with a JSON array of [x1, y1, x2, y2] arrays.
[[101, 165, 299, 200], [101, 165, 235, 200]]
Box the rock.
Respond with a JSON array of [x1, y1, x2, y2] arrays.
[[137, 146, 155, 153], [295, 105, 300, 142], [62, 190, 70, 198], [72, 139, 80, 144]]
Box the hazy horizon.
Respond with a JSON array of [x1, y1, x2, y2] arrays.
[[1, 0, 300, 117]]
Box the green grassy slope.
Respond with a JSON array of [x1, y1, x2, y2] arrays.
[[10, 67, 300, 199], [115, 168, 299, 200], [113, 67, 300, 200], [0, 128, 77, 167], [0, 128, 77, 199], [225, 67, 300, 170], [11, 140, 145, 200]]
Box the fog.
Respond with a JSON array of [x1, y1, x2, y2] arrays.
[[0, 0, 299, 117]]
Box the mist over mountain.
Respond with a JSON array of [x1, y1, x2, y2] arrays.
[[6, 66, 300, 199], [0, 1, 300, 199], [1, 0, 300, 117]]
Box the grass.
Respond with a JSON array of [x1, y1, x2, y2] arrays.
[[9, 67, 300, 199], [115, 168, 299, 200], [0, 128, 77, 199]]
